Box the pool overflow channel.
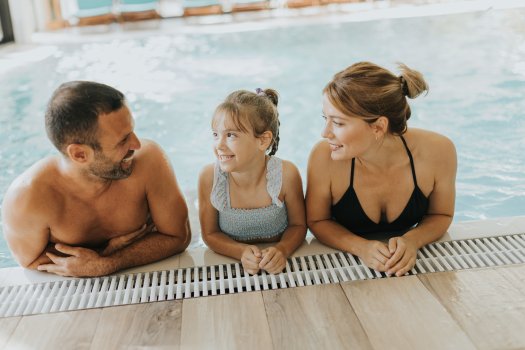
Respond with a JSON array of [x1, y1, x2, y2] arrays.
[[1, 233, 525, 317]]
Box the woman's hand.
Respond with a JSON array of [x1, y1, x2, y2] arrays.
[[259, 246, 286, 274], [241, 245, 262, 275], [359, 240, 392, 272], [385, 236, 418, 276]]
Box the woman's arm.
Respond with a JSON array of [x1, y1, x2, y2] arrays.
[[306, 141, 391, 271], [386, 135, 457, 276]]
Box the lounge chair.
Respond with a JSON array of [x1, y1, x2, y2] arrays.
[[182, 0, 223, 16], [117, 0, 161, 21], [230, 0, 269, 12], [75, 0, 116, 26], [286, 0, 319, 8]]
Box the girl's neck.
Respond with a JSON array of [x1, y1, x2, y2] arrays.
[[229, 155, 268, 189]]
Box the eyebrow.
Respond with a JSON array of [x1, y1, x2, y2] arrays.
[[212, 128, 242, 132], [322, 113, 346, 120]]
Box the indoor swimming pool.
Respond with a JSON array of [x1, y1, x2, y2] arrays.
[[0, 5, 524, 267]]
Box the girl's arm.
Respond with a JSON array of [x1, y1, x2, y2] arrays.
[[306, 141, 391, 271], [198, 164, 262, 273], [259, 160, 307, 274]]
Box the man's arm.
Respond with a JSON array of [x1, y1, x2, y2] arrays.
[[2, 179, 52, 269], [39, 141, 192, 277]]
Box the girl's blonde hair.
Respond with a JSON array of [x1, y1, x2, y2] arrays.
[[323, 62, 428, 135], [213, 89, 280, 155]]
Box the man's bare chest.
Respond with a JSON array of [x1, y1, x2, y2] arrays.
[[49, 189, 149, 247]]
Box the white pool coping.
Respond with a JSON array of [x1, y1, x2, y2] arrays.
[[1, 215, 524, 288]]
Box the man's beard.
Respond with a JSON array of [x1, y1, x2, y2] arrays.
[[89, 151, 134, 180]]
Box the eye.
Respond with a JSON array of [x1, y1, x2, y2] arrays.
[[332, 121, 344, 127], [227, 132, 237, 138], [212, 132, 218, 138], [321, 115, 327, 121]]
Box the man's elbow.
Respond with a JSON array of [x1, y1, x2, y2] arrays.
[[172, 221, 191, 254]]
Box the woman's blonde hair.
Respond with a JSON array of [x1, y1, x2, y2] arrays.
[[323, 62, 428, 135], [212, 89, 280, 155]]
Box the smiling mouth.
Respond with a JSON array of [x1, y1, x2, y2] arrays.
[[218, 155, 234, 161], [329, 143, 342, 151], [122, 151, 134, 162]]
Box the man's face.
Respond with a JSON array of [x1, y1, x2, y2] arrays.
[[88, 105, 141, 180]]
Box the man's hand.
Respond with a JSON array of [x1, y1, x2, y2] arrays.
[[37, 244, 112, 277], [101, 223, 155, 256], [359, 240, 392, 272], [241, 245, 262, 275], [259, 246, 286, 274], [385, 236, 418, 277]]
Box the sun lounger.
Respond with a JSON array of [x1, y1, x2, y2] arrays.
[[230, 0, 269, 12], [182, 0, 223, 16], [75, 0, 116, 26], [117, 0, 161, 21]]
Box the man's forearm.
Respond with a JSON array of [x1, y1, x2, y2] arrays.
[[103, 232, 188, 274]]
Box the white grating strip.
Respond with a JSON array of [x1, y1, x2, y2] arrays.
[[1, 233, 525, 317]]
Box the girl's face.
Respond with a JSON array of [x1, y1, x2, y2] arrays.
[[212, 112, 265, 173], [321, 93, 376, 161]]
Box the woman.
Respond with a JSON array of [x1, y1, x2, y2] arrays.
[[306, 62, 456, 277]]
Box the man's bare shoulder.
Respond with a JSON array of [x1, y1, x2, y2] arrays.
[[2, 156, 61, 217], [133, 139, 173, 172]]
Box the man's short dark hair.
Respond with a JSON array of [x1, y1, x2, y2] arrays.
[[45, 81, 125, 153]]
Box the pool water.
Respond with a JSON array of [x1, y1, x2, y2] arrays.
[[1, 7, 524, 267]]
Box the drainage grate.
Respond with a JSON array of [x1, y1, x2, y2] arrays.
[[1, 233, 525, 317]]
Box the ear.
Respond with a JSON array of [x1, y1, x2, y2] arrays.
[[371, 116, 389, 139], [258, 131, 273, 152], [65, 144, 93, 164]]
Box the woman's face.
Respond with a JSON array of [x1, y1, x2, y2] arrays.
[[321, 93, 375, 161]]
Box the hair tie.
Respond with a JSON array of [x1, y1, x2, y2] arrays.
[[255, 88, 266, 96], [399, 76, 409, 97]]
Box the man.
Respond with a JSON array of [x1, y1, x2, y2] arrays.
[[1, 81, 191, 277]]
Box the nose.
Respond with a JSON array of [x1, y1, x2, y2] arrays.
[[130, 132, 141, 150], [215, 134, 226, 150], [321, 119, 332, 139]]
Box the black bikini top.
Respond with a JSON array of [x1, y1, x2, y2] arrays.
[[331, 136, 429, 240]]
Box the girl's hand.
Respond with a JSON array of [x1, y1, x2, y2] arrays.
[[385, 236, 418, 277], [241, 245, 262, 275], [359, 240, 391, 272], [259, 246, 286, 274]]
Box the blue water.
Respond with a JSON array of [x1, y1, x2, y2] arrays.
[[1, 8, 524, 267]]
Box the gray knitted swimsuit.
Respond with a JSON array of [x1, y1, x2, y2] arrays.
[[210, 156, 288, 242]]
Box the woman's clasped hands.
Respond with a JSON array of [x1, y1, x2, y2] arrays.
[[360, 236, 418, 277]]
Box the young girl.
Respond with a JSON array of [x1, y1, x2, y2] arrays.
[[198, 88, 307, 275]]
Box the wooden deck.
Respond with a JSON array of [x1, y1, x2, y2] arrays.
[[1, 264, 524, 349]]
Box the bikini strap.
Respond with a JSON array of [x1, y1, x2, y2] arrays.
[[400, 135, 418, 186], [350, 158, 356, 188]]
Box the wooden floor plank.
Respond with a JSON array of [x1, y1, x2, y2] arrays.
[[419, 265, 525, 350], [263, 284, 373, 350], [90, 301, 182, 349], [180, 292, 272, 350], [341, 276, 476, 350], [0, 317, 21, 350], [4, 309, 101, 350]]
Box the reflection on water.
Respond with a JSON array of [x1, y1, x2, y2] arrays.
[[1, 8, 525, 267]]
